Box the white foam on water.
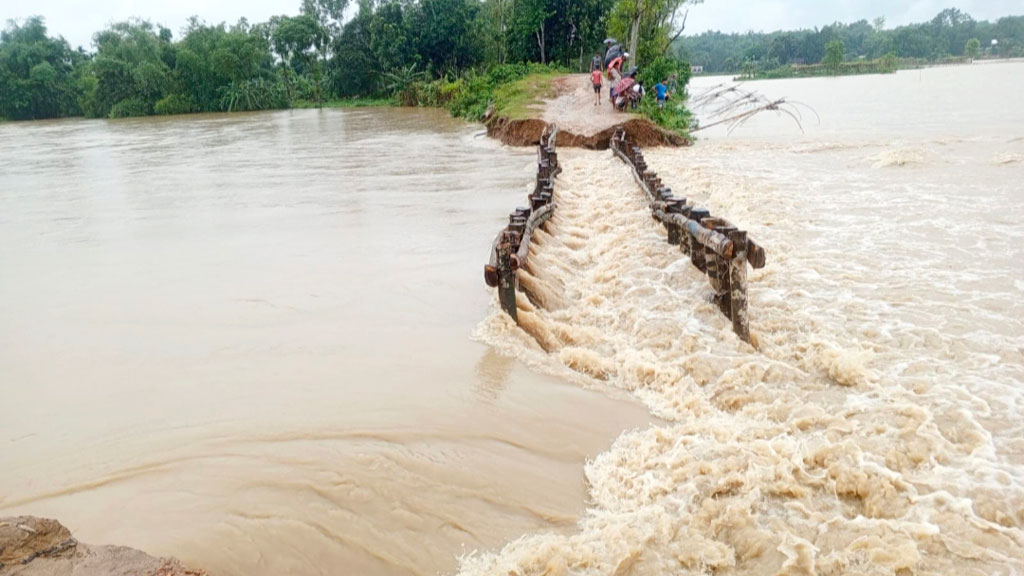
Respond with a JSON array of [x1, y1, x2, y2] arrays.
[[992, 152, 1023, 165], [468, 142, 1024, 575]]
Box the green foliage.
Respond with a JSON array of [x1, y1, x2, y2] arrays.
[[0, 16, 84, 120], [822, 39, 844, 73], [880, 51, 897, 72], [173, 18, 279, 112], [382, 63, 426, 99], [327, 10, 379, 97], [637, 55, 689, 89], [219, 77, 288, 111], [108, 96, 150, 117], [78, 19, 174, 118], [965, 37, 981, 58], [447, 62, 563, 121], [400, 62, 563, 121], [638, 94, 691, 135], [680, 11, 1024, 74], [154, 93, 195, 115], [369, 1, 417, 75], [738, 56, 903, 81], [636, 56, 691, 136], [609, 0, 702, 68], [409, 0, 482, 74]]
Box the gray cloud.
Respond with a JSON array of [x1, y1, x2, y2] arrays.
[[2, 0, 1022, 51], [1, 0, 298, 49], [685, 0, 1024, 34]]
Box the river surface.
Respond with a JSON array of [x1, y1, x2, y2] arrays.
[[0, 109, 655, 575], [2, 62, 1024, 576], [468, 62, 1024, 575]]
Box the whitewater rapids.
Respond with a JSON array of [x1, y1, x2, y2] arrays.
[[470, 139, 1024, 575]]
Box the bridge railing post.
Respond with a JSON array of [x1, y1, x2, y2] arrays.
[[728, 230, 749, 342]]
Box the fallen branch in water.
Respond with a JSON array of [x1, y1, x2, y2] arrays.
[[689, 83, 819, 134]]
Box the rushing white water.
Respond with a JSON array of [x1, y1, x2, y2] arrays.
[[469, 63, 1024, 575]]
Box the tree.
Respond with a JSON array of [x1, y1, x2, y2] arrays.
[[269, 14, 326, 103], [964, 37, 980, 59], [511, 0, 553, 63], [171, 18, 280, 113], [369, 1, 416, 75], [873, 16, 885, 31], [610, 0, 702, 68], [79, 19, 175, 117], [822, 39, 843, 73], [300, 0, 348, 35], [328, 10, 378, 97], [0, 16, 84, 120], [408, 0, 481, 74]]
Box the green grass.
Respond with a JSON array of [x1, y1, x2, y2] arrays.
[[404, 62, 567, 123], [490, 72, 560, 120]]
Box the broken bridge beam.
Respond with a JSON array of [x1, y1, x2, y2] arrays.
[[484, 124, 561, 324]]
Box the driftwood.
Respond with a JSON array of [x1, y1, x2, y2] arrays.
[[611, 128, 765, 343], [484, 125, 560, 321]]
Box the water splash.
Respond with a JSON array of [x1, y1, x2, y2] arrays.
[[468, 146, 1024, 576]]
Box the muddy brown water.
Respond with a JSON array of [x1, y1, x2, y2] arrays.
[[0, 108, 654, 575], [468, 63, 1024, 575], [3, 61, 1024, 576]]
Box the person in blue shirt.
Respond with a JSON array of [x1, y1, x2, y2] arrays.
[[654, 80, 669, 108]]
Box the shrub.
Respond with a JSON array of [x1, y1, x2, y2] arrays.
[[154, 94, 196, 115], [219, 78, 288, 112], [108, 97, 151, 118], [636, 57, 693, 137]]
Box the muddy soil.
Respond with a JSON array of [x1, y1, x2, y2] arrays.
[[487, 74, 688, 148]]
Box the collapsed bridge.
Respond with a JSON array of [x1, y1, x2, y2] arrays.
[[484, 127, 765, 344]]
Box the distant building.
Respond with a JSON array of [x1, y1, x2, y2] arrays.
[[690, 65, 704, 74]]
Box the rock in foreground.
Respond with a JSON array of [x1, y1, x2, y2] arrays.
[[0, 516, 204, 576]]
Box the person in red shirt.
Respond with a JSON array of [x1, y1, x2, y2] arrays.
[[607, 52, 627, 82], [590, 68, 603, 106]]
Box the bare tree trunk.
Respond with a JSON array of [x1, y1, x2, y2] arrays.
[[661, 8, 689, 56], [629, 11, 640, 68], [536, 26, 546, 63], [498, 0, 507, 65]]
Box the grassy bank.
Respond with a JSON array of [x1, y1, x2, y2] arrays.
[[398, 58, 694, 140], [489, 73, 560, 120], [399, 62, 566, 123]]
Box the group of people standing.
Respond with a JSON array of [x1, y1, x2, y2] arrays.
[[588, 39, 673, 112]]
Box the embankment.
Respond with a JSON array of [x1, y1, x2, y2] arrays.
[[487, 116, 686, 148], [487, 74, 688, 148]]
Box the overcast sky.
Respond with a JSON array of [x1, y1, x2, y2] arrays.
[[2, 0, 1022, 50]]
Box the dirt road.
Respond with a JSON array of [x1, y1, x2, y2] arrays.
[[541, 74, 638, 137]]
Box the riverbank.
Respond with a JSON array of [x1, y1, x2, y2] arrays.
[[0, 516, 205, 575], [484, 73, 688, 148], [292, 97, 396, 109], [730, 54, 989, 81]]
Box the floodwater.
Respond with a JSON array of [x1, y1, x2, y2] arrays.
[[1, 61, 1022, 576], [468, 63, 1024, 575], [0, 109, 655, 575]]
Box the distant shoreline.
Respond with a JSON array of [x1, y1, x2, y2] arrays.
[[688, 56, 1024, 83]]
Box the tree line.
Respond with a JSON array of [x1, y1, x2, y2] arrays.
[[0, 0, 699, 121], [679, 8, 1024, 74]]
